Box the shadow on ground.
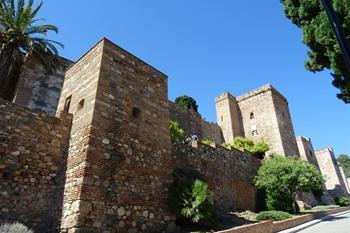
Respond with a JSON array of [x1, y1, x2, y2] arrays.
[[179, 211, 256, 233]]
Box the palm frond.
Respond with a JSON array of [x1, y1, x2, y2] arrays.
[[30, 0, 41, 18]]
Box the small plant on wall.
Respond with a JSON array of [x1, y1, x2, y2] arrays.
[[202, 139, 214, 146], [170, 121, 185, 142], [221, 136, 269, 158], [175, 95, 199, 113], [168, 168, 214, 225]]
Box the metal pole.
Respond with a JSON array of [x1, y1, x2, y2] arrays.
[[321, 0, 350, 73]]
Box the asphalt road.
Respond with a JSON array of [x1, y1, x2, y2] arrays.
[[281, 211, 350, 233]]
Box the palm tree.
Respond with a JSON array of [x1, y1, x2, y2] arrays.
[[0, 0, 63, 101]]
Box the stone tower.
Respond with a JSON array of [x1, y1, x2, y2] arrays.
[[216, 84, 300, 156], [315, 148, 349, 197], [57, 38, 173, 233], [215, 93, 243, 143], [296, 137, 320, 169]]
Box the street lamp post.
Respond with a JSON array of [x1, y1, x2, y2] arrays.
[[321, 0, 350, 73]]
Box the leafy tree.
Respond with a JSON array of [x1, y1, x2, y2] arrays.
[[337, 154, 350, 178], [0, 0, 63, 101], [279, 0, 350, 103], [168, 168, 214, 224], [175, 96, 199, 113], [255, 156, 324, 213], [170, 120, 185, 142]]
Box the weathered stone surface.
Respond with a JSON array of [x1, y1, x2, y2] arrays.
[[57, 39, 174, 233], [216, 84, 300, 157], [172, 142, 261, 211], [0, 99, 72, 232], [13, 56, 73, 116], [169, 101, 224, 144], [315, 148, 350, 198]]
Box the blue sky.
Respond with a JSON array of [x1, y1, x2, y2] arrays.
[[39, 0, 349, 156]]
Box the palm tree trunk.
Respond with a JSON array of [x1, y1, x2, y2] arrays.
[[0, 45, 24, 101]]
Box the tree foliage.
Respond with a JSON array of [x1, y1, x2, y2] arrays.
[[337, 154, 350, 178], [280, 0, 350, 103], [255, 156, 324, 213], [170, 120, 185, 142], [0, 0, 63, 101], [168, 168, 214, 224], [175, 95, 199, 113]]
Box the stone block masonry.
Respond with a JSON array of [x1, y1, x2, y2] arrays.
[[0, 99, 72, 232], [57, 38, 175, 233], [169, 101, 224, 144], [315, 148, 350, 198], [14, 57, 73, 116], [172, 142, 261, 211], [216, 84, 300, 157]]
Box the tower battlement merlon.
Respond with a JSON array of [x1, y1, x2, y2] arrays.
[[296, 136, 312, 143], [215, 92, 237, 103], [236, 83, 288, 103], [315, 147, 334, 154]]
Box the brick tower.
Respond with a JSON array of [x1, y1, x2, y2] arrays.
[[57, 38, 173, 233]]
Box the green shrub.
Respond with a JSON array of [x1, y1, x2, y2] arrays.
[[255, 156, 325, 214], [256, 211, 292, 221], [0, 223, 33, 233], [221, 142, 232, 149], [224, 137, 270, 156], [168, 168, 214, 224], [202, 139, 214, 146], [170, 121, 185, 142], [175, 96, 199, 113], [335, 196, 349, 207], [251, 142, 270, 154]]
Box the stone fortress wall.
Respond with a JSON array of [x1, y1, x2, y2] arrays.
[[315, 148, 350, 197], [172, 141, 260, 212], [0, 99, 72, 232], [0, 37, 349, 233]]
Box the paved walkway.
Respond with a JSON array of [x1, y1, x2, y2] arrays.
[[280, 210, 350, 233]]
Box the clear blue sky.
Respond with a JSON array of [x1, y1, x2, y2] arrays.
[[39, 0, 349, 156]]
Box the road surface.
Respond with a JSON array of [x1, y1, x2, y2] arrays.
[[280, 210, 350, 233]]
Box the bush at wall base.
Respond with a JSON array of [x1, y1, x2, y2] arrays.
[[335, 196, 350, 207], [168, 168, 214, 225], [0, 222, 33, 233], [256, 211, 292, 221]]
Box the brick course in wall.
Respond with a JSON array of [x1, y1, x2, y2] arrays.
[[0, 99, 72, 232]]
